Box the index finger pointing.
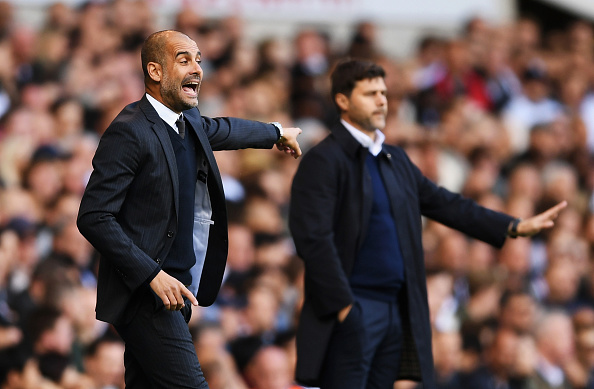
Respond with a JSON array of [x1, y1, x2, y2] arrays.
[[182, 285, 199, 306], [544, 200, 568, 216]]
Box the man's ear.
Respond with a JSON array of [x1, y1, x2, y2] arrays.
[[335, 93, 349, 112], [147, 62, 162, 83]]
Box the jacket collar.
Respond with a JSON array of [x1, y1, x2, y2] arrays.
[[331, 121, 390, 159], [145, 93, 181, 131], [330, 121, 365, 159], [138, 94, 162, 125], [138, 94, 180, 218]]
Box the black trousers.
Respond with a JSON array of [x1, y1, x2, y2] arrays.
[[320, 293, 403, 389], [115, 287, 208, 389]]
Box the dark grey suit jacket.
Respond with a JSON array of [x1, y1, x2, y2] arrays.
[[78, 94, 278, 325], [289, 122, 514, 388]]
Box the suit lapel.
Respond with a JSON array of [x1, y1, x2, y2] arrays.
[[138, 95, 180, 218], [331, 123, 374, 253], [359, 150, 373, 253]]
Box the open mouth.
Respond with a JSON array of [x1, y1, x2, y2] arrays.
[[182, 80, 200, 97]]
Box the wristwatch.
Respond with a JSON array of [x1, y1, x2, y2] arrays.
[[270, 122, 284, 141], [508, 218, 521, 238]]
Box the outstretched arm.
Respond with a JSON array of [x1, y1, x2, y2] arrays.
[[510, 201, 568, 237]]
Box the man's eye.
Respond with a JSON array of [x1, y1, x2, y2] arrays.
[[180, 60, 188, 64]]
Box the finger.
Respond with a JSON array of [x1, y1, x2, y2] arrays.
[[293, 141, 302, 157], [173, 289, 185, 310], [542, 201, 568, 218], [291, 143, 302, 158], [181, 285, 199, 306], [542, 220, 554, 228], [165, 291, 178, 311], [161, 295, 171, 311]]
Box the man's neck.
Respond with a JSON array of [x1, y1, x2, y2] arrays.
[[146, 89, 181, 114], [341, 116, 376, 141]]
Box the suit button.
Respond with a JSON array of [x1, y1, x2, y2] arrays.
[[167, 231, 174, 238], [156, 258, 161, 264]]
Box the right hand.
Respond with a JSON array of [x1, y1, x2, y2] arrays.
[[275, 127, 303, 159], [149, 270, 198, 311], [337, 304, 353, 323]]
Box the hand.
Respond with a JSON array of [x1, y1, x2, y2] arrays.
[[515, 201, 568, 237], [149, 270, 198, 311], [276, 127, 303, 159], [337, 304, 353, 323], [0, 326, 22, 349]]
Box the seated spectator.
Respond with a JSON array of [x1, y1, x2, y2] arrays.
[[243, 345, 301, 389], [502, 66, 563, 154], [37, 352, 95, 389], [527, 310, 576, 389], [26, 306, 74, 357], [83, 334, 124, 389], [499, 290, 539, 335], [460, 327, 533, 388]]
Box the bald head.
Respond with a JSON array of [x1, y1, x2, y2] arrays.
[[141, 30, 185, 81], [140, 30, 203, 112]]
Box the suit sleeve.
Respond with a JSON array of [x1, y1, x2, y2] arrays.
[[77, 122, 160, 291], [406, 151, 513, 248], [201, 116, 279, 151], [289, 149, 354, 318]]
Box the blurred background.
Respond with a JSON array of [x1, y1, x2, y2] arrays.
[[1, 0, 594, 388]]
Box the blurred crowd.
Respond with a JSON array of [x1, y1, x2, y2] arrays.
[[0, 0, 594, 388]]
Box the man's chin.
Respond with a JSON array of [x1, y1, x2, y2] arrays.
[[372, 120, 386, 131], [180, 98, 199, 110]]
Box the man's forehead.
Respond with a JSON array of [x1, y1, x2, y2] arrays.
[[354, 77, 386, 89], [167, 33, 200, 55]]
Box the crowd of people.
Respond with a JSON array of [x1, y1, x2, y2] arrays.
[[0, 0, 593, 388]]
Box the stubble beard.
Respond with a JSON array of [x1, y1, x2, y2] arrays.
[[357, 113, 386, 133], [160, 75, 199, 112]]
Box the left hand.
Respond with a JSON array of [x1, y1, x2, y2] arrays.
[[276, 127, 303, 159], [514, 200, 568, 237]]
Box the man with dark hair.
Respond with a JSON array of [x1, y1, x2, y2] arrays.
[[289, 58, 566, 388], [83, 334, 124, 389], [27, 306, 73, 357], [77, 30, 301, 388]]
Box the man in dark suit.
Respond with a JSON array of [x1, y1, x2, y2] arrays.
[[289, 59, 565, 389], [77, 30, 301, 388]]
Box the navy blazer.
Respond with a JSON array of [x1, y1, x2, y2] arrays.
[[289, 122, 514, 387], [78, 95, 278, 325]]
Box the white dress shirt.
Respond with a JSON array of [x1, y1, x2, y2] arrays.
[[341, 119, 385, 156], [146, 93, 182, 133]]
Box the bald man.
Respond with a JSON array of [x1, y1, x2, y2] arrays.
[[77, 30, 301, 388]]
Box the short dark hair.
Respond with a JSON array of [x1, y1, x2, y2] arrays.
[[84, 332, 124, 358], [330, 59, 386, 103], [27, 306, 63, 346]]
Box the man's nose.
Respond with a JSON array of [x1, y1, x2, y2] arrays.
[[191, 61, 203, 75]]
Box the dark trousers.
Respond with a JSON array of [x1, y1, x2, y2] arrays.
[[320, 293, 403, 389], [115, 287, 208, 389]]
